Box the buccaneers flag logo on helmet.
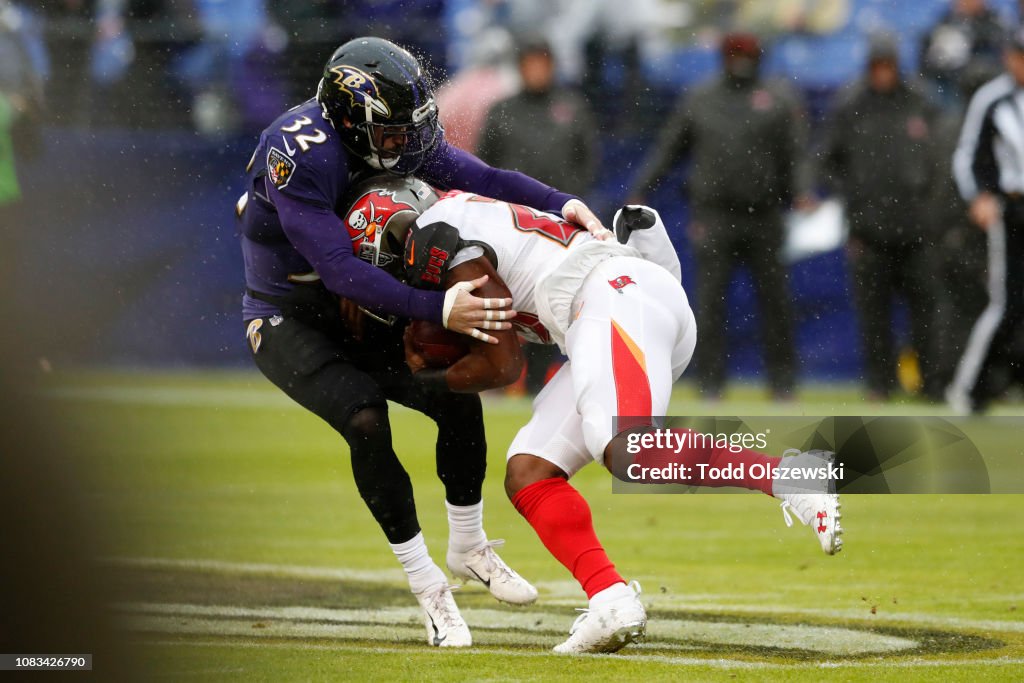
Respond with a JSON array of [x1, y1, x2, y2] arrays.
[[345, 189, 419, 269]]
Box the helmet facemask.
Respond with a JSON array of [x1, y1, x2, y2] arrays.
[[357, 99, 441, 175], [315, 37, 443, 177]]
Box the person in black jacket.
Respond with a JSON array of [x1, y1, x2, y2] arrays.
[[479, 36, 597, 198], [925, 63, 996, 399], [919, 0, 1007, 109], [478, 36, 598, 394], [817, 34, 941, 400], [630, 32, 805, 399]]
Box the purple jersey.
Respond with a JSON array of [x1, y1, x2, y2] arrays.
[[240, 98, 576, 322]]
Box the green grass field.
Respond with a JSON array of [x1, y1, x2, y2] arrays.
[[43, 370, 1024, 681]]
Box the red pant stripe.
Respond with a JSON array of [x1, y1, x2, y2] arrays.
[[611, 320, 652, 429]]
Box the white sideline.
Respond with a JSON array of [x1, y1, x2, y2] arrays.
[[44, 385, 535, 413], [139, 639, 1024, 671], [104, 556, 407, 583]]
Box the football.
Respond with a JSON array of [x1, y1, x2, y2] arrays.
[[407, 320, 470, 368]]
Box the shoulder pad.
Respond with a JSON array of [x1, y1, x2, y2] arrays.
[[404, 221, 464, 290]]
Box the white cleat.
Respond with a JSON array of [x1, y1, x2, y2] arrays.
[[553, 581, 647, 654], [774, 449, 843, 555], [448, 539, 538, 605], [414, 583, 472, 647]]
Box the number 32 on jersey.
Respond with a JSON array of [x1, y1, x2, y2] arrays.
[[246, 114, 329, 190]]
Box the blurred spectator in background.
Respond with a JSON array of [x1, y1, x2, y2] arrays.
[[551, 0, 662, 129], [38, 0, 94, 125], [437, 27, 518, 154], [733, 0, 851, 37], [37, 0, 287, 131], [467, 0, 662, 129], [926, 61, 998, 397], [816, 33, 942, 401], [948, 26, 1024, 413], [91, 0, 136, 92], [630, 32, 805, 400], [682, 0, 850, 39], [270, 1, 347, 107], [174, 0, 272, 136], [0, 0, 44, 228], [40, 0, 206, 128], [919, 0, 1007, 109], [477, 35, 598, 394], [479, 36, 597, 198], [2, 1, 46, 80]]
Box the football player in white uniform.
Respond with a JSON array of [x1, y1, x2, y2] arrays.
[[345, 178, 843, 654]]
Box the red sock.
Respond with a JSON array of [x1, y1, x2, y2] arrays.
[[511, 478, 624, 599], [631, 428, 780, 495]]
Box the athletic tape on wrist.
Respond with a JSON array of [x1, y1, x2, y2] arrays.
[[442, 281, 474, 329]]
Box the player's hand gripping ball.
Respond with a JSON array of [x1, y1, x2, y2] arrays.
[[405, 320, 470, 369]]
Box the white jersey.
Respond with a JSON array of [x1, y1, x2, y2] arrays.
[[416, 191, 638, 347], [418, 192, 696, 467]]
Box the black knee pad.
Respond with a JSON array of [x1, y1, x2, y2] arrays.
[[340, 404, 391, 447]]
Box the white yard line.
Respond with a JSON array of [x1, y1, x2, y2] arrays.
[[106, 556, 1024, 634], [118, 602, 917, 656]]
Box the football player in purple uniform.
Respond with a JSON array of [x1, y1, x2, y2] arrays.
[[238, 37, 610, 647]]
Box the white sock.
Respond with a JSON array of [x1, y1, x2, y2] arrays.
[[589, 582, 632, 608], [390, 531, 447, 594], [446, 500, 487, 555]]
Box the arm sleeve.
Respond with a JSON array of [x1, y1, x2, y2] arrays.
[[423, 139, 575, 214], [273, 186, 445, 322], [629, 92, 694, 197], [954, 85, 1004, 200], [969, 114, 1001, 197]]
